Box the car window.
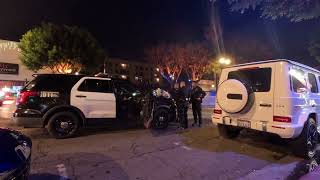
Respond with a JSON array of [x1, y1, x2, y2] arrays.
[[24, 75, 83, 92], [78, 79, 113, 93], [308, 73, 318, 93], [289, 68, 308, 93], [227, 67, 272, 92], [113, 80, 137, 93]]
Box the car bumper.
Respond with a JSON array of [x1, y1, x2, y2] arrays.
[[212, 116, 304, 138], [13, 113, 44, 128]]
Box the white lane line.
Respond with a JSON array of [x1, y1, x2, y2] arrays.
[[174, 142, 192, 150], [56, 164, 69, 180], [181, 146, 192, 151]]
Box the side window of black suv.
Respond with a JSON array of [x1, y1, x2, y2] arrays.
[[25, 75, 83, 93], [78, 79, 113, 93]]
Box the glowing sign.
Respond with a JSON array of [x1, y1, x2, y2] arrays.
[[0, 62, 19, 74]]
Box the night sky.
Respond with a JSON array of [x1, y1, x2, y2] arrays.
[[0, 0, 319, 66]]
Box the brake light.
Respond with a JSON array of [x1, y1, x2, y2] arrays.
[[213, 109, 222, 114], [17, 91, 39, 105], [273, 116, 291, 123]]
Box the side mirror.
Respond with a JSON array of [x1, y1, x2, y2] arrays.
[[297, 87, 308, 94]]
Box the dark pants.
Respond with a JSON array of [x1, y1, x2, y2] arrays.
[[192, 102, 202, 125], [177, 103, 188, 128]]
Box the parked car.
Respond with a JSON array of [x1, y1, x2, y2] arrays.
[[213, 59, 320, 157], [0, 128, 32, 179], [13, 74, 176, 138], [1, 92, 15, 106]]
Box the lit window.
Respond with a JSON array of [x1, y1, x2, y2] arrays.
[[121, 64, 127, 68]]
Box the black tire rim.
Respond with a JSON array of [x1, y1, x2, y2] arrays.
[[307, 122, 318, 158], [54, 116, 76, 137], [155, 111, 168, 128]]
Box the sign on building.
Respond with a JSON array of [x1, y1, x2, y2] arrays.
[[0, 62, 19, 75]]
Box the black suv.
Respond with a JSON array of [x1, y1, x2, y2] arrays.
[[13, 74, 176, 138]]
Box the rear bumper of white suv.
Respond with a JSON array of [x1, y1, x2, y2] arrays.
[[212, 117, 304, 138]]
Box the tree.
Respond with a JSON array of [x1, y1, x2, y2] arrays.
[[224, 0, 320, 22], [145, 42, 212, 83], [185, 43, 212, 81], [19, 23, 106, 74], [145, 43, 185, 83]]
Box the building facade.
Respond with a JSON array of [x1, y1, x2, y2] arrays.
[[105, 58, 161, 84], [0, 39, 161, 95], [0, 40, 51, 95]]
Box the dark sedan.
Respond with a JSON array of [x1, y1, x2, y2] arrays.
[[0, 128, 32, 180]]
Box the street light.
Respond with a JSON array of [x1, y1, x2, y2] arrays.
[[215, 56, 232, 91], [218, 57, 231, 65]]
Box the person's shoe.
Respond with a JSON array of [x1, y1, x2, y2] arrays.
[[198, 124, 201, 127], [192, 123, 196, 127]]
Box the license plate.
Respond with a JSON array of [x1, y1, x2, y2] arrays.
[[237, 120, 251, 128]]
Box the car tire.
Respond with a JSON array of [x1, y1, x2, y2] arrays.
[[47, 111, 80, 139], [218, 124, 241, 138], [153, 108, 170, 129], [292, 117, 318, 158]]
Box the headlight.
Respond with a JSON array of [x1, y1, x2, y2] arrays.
[[15, 141, 31, 160]]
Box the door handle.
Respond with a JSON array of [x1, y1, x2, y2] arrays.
[[75, 95, 87, 98], [260, 103, 272, 107]]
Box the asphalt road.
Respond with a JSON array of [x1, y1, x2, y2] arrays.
[[0, 108, 312, 180]]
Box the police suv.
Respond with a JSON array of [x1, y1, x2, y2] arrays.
[[13, 74, 175, 138]]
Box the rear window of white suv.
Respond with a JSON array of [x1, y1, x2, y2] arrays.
[[228, 67, 272, 92]]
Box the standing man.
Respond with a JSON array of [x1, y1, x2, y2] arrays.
[[191, 81, 206, 127], [179, 81, 189, 129], [170, 83, 181, 123]]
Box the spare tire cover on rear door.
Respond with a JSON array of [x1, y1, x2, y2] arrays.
[[217, 79, 252, 113]]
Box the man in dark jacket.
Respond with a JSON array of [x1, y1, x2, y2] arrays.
[[171, 82, 189, 129], [191, 81, 206, 127], [179, 81, 190, 129]]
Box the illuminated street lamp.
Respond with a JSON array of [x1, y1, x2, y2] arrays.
[[218, 57, 231, 65], [215, 56, 232, 90]]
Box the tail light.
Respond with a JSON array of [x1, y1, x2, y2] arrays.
[[213, 109, 222, 114], [17, 91, 39, 105], [273, 116, 291, 123]]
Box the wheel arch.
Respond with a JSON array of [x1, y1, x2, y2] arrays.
[[43, 105, 86, 127]]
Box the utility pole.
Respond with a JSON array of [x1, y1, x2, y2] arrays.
[[103, 57, 107, 74]]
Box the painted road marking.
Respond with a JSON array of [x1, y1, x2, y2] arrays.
[[181, 146, 192, 151], [174, 142, 192, 150]]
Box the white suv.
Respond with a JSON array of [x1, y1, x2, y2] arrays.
[[213, 59, 320, 157]]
